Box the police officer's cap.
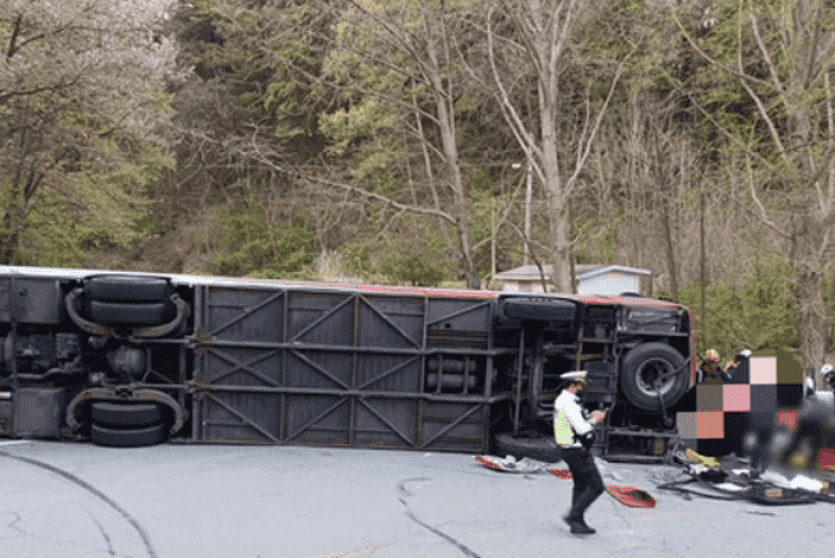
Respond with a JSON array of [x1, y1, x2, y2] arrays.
[[561, 371, 587, 382]]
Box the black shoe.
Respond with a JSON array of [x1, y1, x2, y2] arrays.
[[563, 515, 595, 535]]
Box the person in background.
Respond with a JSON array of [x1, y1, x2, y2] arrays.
[[823, 364, 835, 392], [697, 348, 736, 383], [775, 364, 835, 471], [553, 371, 607, 535]]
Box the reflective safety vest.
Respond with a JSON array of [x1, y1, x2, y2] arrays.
[[553, 390, 591, 448], [554, 407, 576, 447]]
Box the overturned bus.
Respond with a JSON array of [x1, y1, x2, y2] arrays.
[[0, 266, 696, 457]]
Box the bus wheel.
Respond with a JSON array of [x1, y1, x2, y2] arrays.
[[91, 402, 164, 428], [91, 423, 167, 447], [620, 342, 688, 411], [85, 275, 170, 302], [491, 431, 562, 463]]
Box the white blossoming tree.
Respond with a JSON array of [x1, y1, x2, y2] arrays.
[[0, 0, 186, 265]]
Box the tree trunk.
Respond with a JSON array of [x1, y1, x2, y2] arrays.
[[793, 267, 829, 377], [540, 73, 572, 293], [661, 197, 679, 302], [423, 8, 478, 288], [0, 229, 20, 265]]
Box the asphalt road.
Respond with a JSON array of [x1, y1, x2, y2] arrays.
[[0, 440, 831, 558]]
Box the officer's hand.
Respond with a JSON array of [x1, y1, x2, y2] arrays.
[[725, 360, 737, 369], [590, 410, 606, 425]]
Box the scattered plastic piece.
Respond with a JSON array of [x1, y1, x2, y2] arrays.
[[685, 448, 721, 468], [788, 475, 828, 493], [759, 470, 792, 489], [474, 455, 550, 473], [713, 482, 747, 493], [606, 485, 657, 508], [548, 468, 573, 480]]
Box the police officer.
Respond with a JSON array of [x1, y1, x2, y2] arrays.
[[554, 371, 606, 535]]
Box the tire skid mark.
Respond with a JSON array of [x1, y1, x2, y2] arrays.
[[83, 505, 117, 557], [0, 450, 158, 558], [397, 477, 431, 498], [397, 477, 481, 558], [401, 506, 482, 558]]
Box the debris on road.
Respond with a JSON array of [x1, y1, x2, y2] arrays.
[[604, 485, 657, 508], [475, 454, 657, 508], [656, 453, 835, 506], [474, 454, 554, 473]]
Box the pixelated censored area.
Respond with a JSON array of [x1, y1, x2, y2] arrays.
[[696, 384, 723, 411], [749, 357, 777, 384], [750, 384, 777, 411], [677, 355, 804, 441], [676, 411, 723, 439], [676, 412, 696, 439], [723, 384, 750, 412]]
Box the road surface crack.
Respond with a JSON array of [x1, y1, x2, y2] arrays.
[[0, 450, 157, 558], [397, 477, 481, 558], [3, 510, 129, 556], [397, 477, 431, 498]]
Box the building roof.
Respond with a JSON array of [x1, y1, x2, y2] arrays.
[[492, 264, 650, 282]]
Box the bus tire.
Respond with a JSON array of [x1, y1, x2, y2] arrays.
[[91, 402, 164, 428], [499, 297, 576, 322], [91, 423, 167, 447], [492, 431, 562, 463], [620, 342, 688, 411], [86, 275, 170, 302], [89, 300, 173, 326]]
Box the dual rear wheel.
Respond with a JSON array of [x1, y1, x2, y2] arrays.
[[90, 402, 167, 447]]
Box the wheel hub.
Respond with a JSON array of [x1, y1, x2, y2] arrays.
[[635, 358, 674, 397]]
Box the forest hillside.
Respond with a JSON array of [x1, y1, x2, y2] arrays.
[[3, 0, 835, 378]]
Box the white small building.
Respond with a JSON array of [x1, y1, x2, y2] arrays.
[[491, 264, 651, 296]]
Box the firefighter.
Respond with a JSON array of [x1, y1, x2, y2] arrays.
[[554, 371, 607, 535], [697, 348, 736, 383]]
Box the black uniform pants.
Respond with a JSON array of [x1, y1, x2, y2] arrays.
[[561, 447, 605, 521]]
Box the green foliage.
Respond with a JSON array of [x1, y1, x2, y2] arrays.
[[319, 98, 397, 157], [683, 0, 835, 174], [1, 0, 182, 266], [338, 224, 450, 286], [679, 256, 798, 360], [380, 250, 447, 287], [212, 206, 314, 279], [455, 91, 478, 116], [196, 0, 213, 15], [11, 187, 84, 267], [5, 141, 172, 267]]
